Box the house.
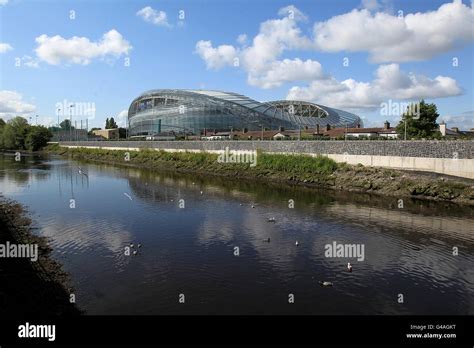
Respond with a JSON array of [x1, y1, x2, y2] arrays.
[[92, 128, 119, 140], [439, 121, 474, 139], [322, 121, 398, 139], [232, 129, 292, 140]]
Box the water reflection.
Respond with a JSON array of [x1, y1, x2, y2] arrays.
[[0, 152, 473, 315]]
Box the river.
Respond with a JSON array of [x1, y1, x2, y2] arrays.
[[0, 152, 473, 315]]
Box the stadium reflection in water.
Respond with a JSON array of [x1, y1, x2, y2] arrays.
[[0, 153, 473, 315]]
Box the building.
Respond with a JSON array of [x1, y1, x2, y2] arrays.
[[127, 89, 363, 137], [439, 121, 474, 139], [92, 128, 119, 140], [322, 121, 398, 139]]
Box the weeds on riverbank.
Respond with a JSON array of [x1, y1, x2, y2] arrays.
[[46, 145, 473, 205], [259, 152, 337, 175]]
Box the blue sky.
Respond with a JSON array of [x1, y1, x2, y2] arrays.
[[0, 0, 473, 129]]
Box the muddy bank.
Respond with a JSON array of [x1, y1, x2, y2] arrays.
[[0, 197, 81, 317], [50, 145, 474, 206]]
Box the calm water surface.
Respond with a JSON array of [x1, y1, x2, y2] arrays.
[[0, 153, 473, 315]]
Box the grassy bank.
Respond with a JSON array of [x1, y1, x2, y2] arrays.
[[0, 197, 81, 317], [48, 144, 474, 205]]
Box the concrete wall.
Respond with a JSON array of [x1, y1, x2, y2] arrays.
[[59, 140, 474, 179]]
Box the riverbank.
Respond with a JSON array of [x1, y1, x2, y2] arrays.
[[0, 197, 81, 317], [47, 144, 474, 205]]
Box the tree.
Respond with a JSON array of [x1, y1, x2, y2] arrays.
[[88, 127, 101, 136], [26, 126, 52, 151], [396, 100, 440, 139], [107, 117, 118, 129], [60, 119, 74, 130], [0, 118, 5, 128], [1, 117, 29, 150], [118, 127, 126, 138]]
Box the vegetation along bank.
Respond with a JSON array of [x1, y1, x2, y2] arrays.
[[48, 144, 474, 206]]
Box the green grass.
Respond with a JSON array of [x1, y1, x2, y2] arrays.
[[259, 152, 338, 175], [53, 146, 339, 176]]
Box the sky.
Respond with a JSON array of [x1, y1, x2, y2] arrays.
[[0, 0, 473, 130]]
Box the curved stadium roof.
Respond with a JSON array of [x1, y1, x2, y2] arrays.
[[128, 89, 362, 135]]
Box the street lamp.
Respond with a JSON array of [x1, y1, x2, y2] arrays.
[[57, 108, 61, 129], [69, 104, 75, 141], [35, 115, 39, 125]]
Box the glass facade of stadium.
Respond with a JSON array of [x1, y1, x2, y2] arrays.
[[128, 89, 363, 136]]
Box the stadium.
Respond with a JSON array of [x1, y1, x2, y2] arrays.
[[127, 89, 363, 136]]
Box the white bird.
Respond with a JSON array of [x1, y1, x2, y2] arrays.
[[130, 243, 134, 248], [123, 193, 133, 201], [347, 262, 353, 272], [200, 191, 203, 195], [137, 243, 142, 248], [267, 217, 276, 223], [251, 205, 255, 208], [133, 250, 138, 255], [319, 281, 333, 287], [295, 241, 299, 246], [78, 167, 88, 177]]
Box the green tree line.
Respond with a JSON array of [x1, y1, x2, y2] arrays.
[[0, 116, 52, 151]]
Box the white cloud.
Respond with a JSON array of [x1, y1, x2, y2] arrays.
[[116, 109, 128, 127], [248, 58, 324, 89], [314, 0, 474, 62], [195, 6, 313, 86], [136, 6, 170, 27], [0, 42, 13, 53], [287, 64, 462, 109], [19, 55, 39, 68], [440, 111, 474, 130], [360, 0, 381, 11], [34, 29, 132, 65], [241, 13, 312, 74], [277, 5, 308, 21], [0, 91, 36, 119], [195, 40, 237, 70], [236, 34, 247, 45], [195, 3, 465, 108], [0, 0, 8, 6]]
